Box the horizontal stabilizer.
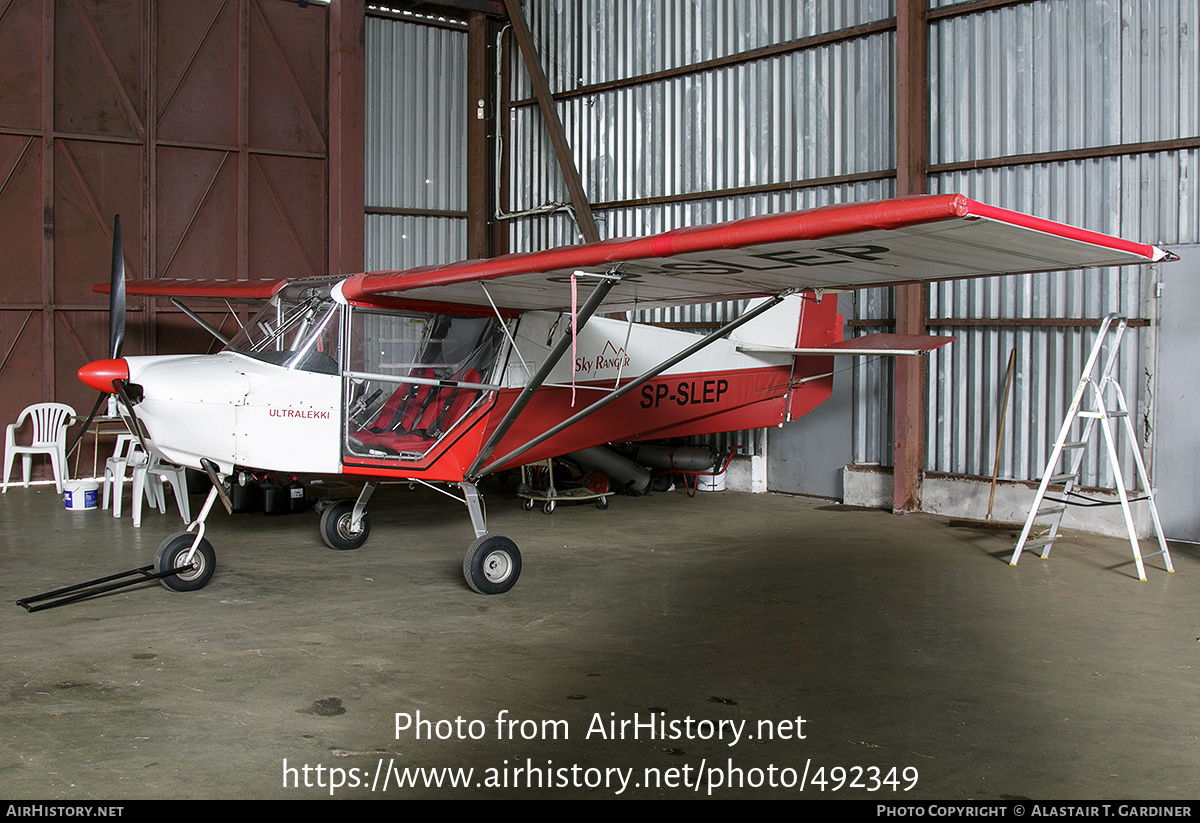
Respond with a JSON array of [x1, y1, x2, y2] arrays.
[[738, 332, 956, 358]]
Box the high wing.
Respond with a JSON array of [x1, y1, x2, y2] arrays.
[[91, 276, 344, 345], [337, 194, 1173, 313], [93, 278, 296, 301]]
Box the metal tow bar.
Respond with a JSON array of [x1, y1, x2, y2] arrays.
[[16, 565, 187, 613]]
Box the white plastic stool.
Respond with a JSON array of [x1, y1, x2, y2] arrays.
[[131, 457, 191, 528], [101, 434, 139, 517]]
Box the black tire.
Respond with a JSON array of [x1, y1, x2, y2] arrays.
[[155, 532, 216, 592], [543, 500, 555, 515], [596, 496, 609, 510], [522, 498, 534, 511], [463, 534, 521, 595], [320, 500, 371, 550]]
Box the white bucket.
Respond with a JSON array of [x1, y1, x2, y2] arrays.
[[63, 480, 99, 511], [697, 470, 726, 492]]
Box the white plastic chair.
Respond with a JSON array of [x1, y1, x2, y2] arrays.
[[2, 403, 77, 494], [130, 455, 191, 528], [101, 433, 139, 517]]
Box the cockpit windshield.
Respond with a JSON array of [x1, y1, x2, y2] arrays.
[[224, 282, 342, 375]]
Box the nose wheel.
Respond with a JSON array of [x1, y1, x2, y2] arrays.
[[153, 482, 223, 592], [155, 532, 216, 592]]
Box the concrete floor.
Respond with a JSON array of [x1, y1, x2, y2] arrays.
[[1, 481, 1197, 800]]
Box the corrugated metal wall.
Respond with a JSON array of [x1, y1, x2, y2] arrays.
[[506, 1, 896, 247], [852, 0, 1200, 491], [503, 1, 898, 456], [914, 0, 1198, 488], [365, 12, 468, 271], [366, 0, 1199, 489]]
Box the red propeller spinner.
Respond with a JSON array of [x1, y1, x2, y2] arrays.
[[78, 358, 129, 394]]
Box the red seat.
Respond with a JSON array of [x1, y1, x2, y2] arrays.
[[364, 368, 436, 433], [352, 369, 481, 455]]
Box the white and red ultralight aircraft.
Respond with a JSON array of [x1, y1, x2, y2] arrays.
[[75, 194, 1173, 595]]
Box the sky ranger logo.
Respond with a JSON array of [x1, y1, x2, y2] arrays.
[[575, 341, 631, 376]]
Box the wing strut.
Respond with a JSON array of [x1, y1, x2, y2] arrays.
[[169, 299, 231, 346], [465, 275, 619, 478], [470, 292, 790, 480]]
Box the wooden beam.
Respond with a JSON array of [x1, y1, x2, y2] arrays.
[[893, 0, 928, 514], [501, 0, 600, 243], [382, 0, 505, 18], [507, 18, 896, 109], [466, 11, 492, 258], [328, 0, 366, 275]]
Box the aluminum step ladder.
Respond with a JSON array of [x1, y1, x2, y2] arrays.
[[1009, 314, 1172, 580]]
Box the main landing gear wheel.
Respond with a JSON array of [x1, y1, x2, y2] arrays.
[[321, 500, 372, 550], [155, 532, 216, 592], [463, 534, 522, 595]]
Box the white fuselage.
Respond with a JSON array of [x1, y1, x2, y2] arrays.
[[124, 352, 341, 475], [116, 294, 809, 478]]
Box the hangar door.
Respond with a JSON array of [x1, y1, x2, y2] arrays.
[[1153, 246, 1200, 542], [0, 0, 330, 457]]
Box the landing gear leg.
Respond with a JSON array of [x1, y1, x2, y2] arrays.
[[460, 481, 521, 594], [461, 482, 487, 539]]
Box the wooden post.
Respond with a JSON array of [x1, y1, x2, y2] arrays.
[[893, 0, 928, 513]]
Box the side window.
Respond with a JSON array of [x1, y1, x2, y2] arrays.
[[342, 311, 504, 461]]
